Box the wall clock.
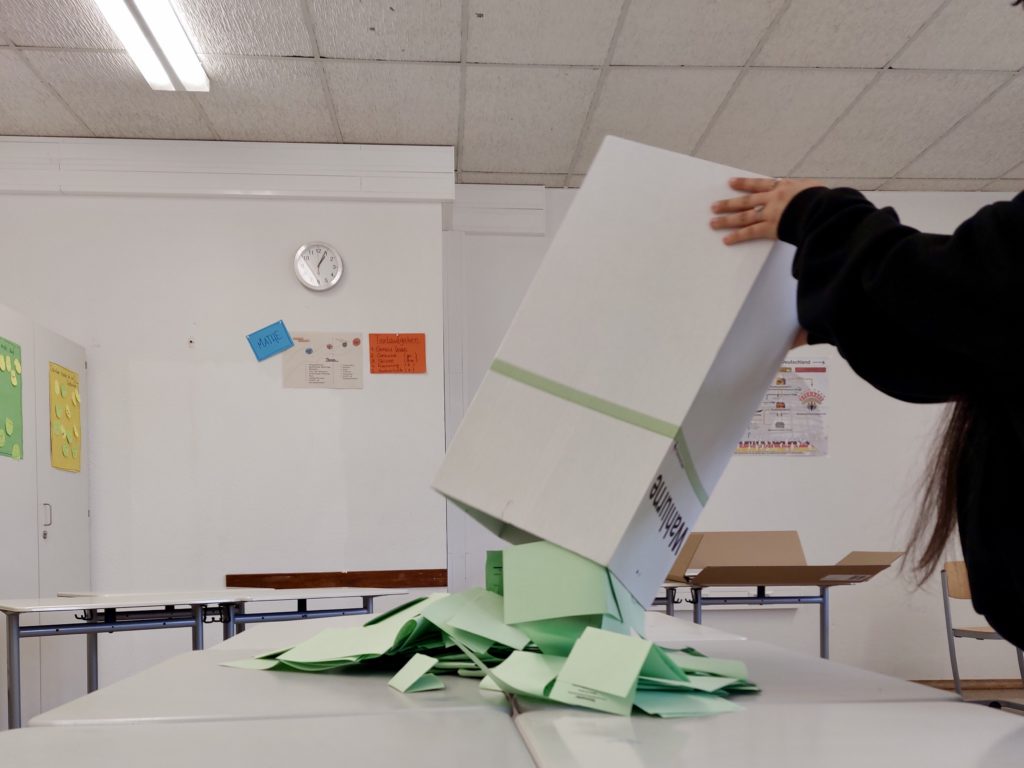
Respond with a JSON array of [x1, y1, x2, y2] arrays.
[[294, 242, 343, 291]]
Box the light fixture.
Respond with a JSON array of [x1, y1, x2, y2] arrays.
[[94, 0, 209, 92]]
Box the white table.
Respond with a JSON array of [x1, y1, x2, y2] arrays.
[[1, 587, 404, 728], [4, 710, 535, 767], [513, 700, 1024, 767], [643, 610, 746, 643], [30, 648, 510, 726]]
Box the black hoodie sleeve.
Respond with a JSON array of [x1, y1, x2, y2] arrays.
[[779, 187, 1024, 403]]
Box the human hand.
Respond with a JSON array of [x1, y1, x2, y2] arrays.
[[710, 177, 825, 245]]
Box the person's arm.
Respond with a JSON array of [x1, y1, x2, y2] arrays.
[[711, 179, 1024, 403]]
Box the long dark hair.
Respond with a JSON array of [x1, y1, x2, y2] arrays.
[[910, 400, 972, 582]]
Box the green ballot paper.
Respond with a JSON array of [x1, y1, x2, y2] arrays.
[[549, 627, 653, 716], [388, 654, 445, 693]]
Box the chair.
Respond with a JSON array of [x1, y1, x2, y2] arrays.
[[941, 561, 1024, 704]]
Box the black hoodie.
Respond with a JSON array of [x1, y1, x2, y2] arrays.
[[779, 186, 1024, 650]]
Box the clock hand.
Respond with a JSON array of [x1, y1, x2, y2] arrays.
[[317, 254, 326, 269]]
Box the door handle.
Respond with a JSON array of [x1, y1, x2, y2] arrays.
[[43, 502, 53, 527]]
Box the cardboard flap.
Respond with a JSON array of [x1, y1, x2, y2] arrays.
[[673, 531, 806, 571], [835, 551, 904, 567], [688, 564, 893, 587]]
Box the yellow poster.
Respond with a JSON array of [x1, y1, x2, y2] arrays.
[[50, 363, 82, 472]]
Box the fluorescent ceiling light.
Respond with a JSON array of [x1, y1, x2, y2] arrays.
[[134, 0, 209, 92], [94, 0, 173, 91], [94, 0, 209, 92]]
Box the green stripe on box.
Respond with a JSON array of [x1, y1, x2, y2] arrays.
[[489, 358, 709, 506]]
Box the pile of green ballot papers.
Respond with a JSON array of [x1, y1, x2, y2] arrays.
[[224, 541, 758, 718]]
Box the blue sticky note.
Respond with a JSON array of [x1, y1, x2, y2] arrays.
[[247, 321, 294, 361]]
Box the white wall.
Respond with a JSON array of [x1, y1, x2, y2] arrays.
[[0, 191, 446, 684], [447, 185, 1023, 681]]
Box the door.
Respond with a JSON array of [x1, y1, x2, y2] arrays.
[[0, 303, 41, 729], [34, 324, 90, 711]]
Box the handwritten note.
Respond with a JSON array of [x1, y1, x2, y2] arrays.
[[369, 333, 426, 374], [247, 321, 294, 362]]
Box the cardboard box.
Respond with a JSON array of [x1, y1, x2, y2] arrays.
[[668, 531, 903, 586], [433, 137, 799, 606]]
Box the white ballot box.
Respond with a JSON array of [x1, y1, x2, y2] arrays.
[[434, 137, 798, 606]]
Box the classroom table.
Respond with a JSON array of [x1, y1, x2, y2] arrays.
[[30, 648, 510, 726], [512, 700, 1024, 767], [4, 710, 536, 768], [1, 587, 403, 728], [656, 580, 833, 658]]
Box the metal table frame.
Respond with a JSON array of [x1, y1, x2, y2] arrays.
[[658, 583, 832, 659], [4, 592, 381, 729]]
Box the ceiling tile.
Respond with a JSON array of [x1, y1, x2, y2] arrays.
[[460, 172, 567, 186], [0, 50, 87, 136], [818, 178, 885, 191], [793, 71, 1006, 179], [0, 0, 123, 49], [983, 179, 1024, 192], [467, 0, 621, 65], [880, 178, 987, 192], [324, 61, 458, 145], [23, 51, 214, 139], [174, 0, 313, 56], [614, 0, 785, 66], [755, 0, 945, 68], [574, 67, 739, 174], [899, 75, 1024, 179], [893, 0, 1024, 71], [462, 65, 600, 173], [698, 68, 875, 177], [196, 56, 336, 142], [310, 0, 461, 61]]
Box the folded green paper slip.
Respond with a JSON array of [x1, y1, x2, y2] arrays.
[[388, 654, 445, 693]]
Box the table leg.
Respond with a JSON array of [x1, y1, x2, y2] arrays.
[[6, 612, 21, 729], [364, 597, 375, 614], [191, 605, 204, 651], [691, 588, 703, 624], [664, 587, 676, 617], [86, 633, 98, 693], [819, 586, 830, 659], [222, 603, 237, 641]]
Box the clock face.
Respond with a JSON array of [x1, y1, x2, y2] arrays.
[[294, 242, 343, 291]]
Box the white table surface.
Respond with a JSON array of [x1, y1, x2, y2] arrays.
[[6, 710, 535, 767], [217, 613, 373, 650], [514, 701, 1024, 767], [514, 638, 954, 715], [2, 587, 405, 613], [30, 649, 509, 726], [644, 610, 747, 642], [0, 591, 265, 613], [52, 589, 403, 606]]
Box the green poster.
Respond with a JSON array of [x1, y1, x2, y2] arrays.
[[0, 336, 23, 460]]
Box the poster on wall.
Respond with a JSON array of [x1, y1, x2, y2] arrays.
[[369, 333, 427, 374], [283, 331, 364, 389], [0, 336, 23, 460], [50, 362, 82, 472], [736, 359, 828, 457]]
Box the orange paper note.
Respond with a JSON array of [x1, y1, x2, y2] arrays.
[[369, 333, 426, 374]]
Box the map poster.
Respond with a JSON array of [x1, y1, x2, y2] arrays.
[[737, 359, 828, 457], [0, 336, 23, 460], [50, 362, 82, 472], [283, 331, 363, 389]]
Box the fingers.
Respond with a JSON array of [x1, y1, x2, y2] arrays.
[[711, 192, 767, 214], [722, 222, 773, 245], [709, 208, 764, 230], [728, 177, 777, 193]]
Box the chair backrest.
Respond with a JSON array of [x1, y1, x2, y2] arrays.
[[944, 560, 971, 600]]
